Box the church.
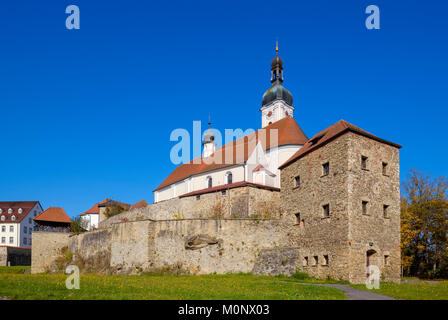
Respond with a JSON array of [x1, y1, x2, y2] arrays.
[[32, 46, 402, 284], [154, 44, 309, 203]]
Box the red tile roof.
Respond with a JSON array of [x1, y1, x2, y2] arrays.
[[279, 119, 401, 169], [80, 199, 110, 216], [154, 118, 308, 191], [0, 201, 40, 224], [130, 200, 148, 210], [179, 181, 280, 198], [34, 207, 71, 224]]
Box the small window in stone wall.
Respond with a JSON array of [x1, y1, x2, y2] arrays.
[[382, 162, 388, 176], [361, 156, 368, 170], [323, 204, 330, 218], [303, 256, 309, 266], [221, 190, 227, 196], [323, 255, 329, 266], [322, 162, 330, 176], [295, 213, 300, 225], [313, 256, 318, 266], [383, 205, 389, 218], [196, 195, 200, 201], [362, 201, 368, 215], [384, 255, 390, 266], [294, 175, 301, 188]]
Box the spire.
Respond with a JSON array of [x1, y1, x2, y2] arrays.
[[271, 41, 283, 83]]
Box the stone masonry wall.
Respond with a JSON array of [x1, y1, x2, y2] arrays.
[[281, 134, 352, 281], [35, 218, 295, 276], [31, 232, 70, 273], [280, 132, 401, 284], [100, 186, 280, 228], [346, 132, 401, 283]]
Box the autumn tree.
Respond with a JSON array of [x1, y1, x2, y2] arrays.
[[401, 169, 448, 278]]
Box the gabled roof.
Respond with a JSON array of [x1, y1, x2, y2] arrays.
[[34, 207, 71, 224], [80, 199, 110, 216], [97, 200, 130, 210], [252, 165, 276, 176], [179, 181, 280, 198], [130, 200, 148, 210], [280, 120, 401, 169], [0, 201, 40, 224], [154, 118, 308, 191]]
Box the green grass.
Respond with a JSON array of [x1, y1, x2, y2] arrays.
[[0, 272, 345, 300], [0, 266, 30, 274], [351, 280, 448, 300]]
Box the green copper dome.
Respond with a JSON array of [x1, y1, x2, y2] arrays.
[[262, 81, 293, 107], [262, 46, 293, 107]]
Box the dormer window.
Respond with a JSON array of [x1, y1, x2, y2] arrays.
[[1, 216, 5, 221], [18, 208, 23, 214], [0, 209, 2, 214], [8, 208, 12, 214], [11, 215, 16, 221]]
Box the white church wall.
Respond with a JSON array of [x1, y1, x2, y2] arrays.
[[191, 165, 245, 190]]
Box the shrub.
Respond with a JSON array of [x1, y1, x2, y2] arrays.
[[70, 216, 87, 234], [104, 205, 126, 219], [292, 270, 311, 280]]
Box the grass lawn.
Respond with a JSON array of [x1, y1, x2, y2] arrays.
[[0, 268, 345, 300], [351, 280, 448, 300]]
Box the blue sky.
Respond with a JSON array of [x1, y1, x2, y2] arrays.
[[0, 0, 447, 217]]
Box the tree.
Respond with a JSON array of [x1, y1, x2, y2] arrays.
[[70, 216, 87, 234], [401, 169, 448, 278]]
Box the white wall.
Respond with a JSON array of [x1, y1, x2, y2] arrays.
[[81, 213, 99, 231], [0, 203, 41, 248]]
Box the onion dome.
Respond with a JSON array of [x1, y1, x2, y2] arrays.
[[262, 42, 293, 107]]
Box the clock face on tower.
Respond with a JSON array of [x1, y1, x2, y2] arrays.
[[266, 111, 273, 119]]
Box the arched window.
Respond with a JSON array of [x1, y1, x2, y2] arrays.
[[18, 208, 23, 214], [11, 215, 16, 221], [207, 176, 212, 188], [226, 172, 233, 184], [8, 208, 12, 214], [0, 215, 5, 221]]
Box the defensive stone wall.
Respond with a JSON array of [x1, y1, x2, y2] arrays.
[[100, 186, 280, 228], [31, 232, 70, 273], [34, 218, 295, 276]]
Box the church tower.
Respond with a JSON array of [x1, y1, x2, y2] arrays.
[[202, 116, 216, 158], [261, 43, 294, 128]]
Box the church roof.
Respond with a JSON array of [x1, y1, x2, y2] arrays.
[[279, 119, 401, 169], [34, 207, 71, 224], [154, 117, 308, 191]]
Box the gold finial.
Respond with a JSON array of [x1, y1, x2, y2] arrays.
[[275, 40, 279, 54]]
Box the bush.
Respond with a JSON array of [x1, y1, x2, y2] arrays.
[[292, 271, 311, 280], [70, 216, 87, 234]]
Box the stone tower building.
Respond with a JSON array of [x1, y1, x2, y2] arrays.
[[279, 120, 401, 283]]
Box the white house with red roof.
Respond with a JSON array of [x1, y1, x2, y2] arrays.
[[154, 46, 309, 203], [0, 201, 43, 248]]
